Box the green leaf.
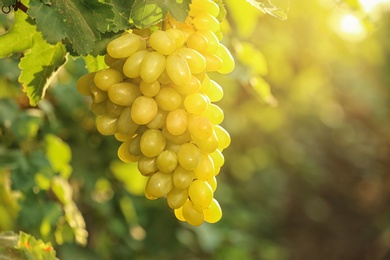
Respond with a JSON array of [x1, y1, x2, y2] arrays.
[[17, 231, 58, 260], [45, 134, 72, 179], [28, 0, 115, 55], [83, 55, 108, 72], [130, 0, 191, 28], [246, 0, 288, 20], [18, 33, 67, 106], [0, 6, 35, 57], [109, 0, 135, 32], [110, 160, 147, 196]]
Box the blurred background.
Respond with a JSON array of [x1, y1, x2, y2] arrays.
[[1, 0, 390, 259]]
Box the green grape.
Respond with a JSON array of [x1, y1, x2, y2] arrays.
[[173, 165, 194, 189], [166, 28, 186, 49], [140, 52, 166, 83], [203, 79, 223, 102], [115, 133, 132, 142], [117, 107, 139, 135], [96, 115, 118, 136], [194, 153, 215, 180], [138, 155, 158, 176], [203, 198, 222, 223], [108, 82, 141, 106], [193, 14, 220, 32], [76, 72, 94, 96], [156, 150, 178, 173], [202, 103, 224, 125], [166, 53, 192, 86], [182, 199, 204, 226], [107, 33, 142, 59], [214, 125, 231, 151], [198, 30, 219, 53], [193, 129, 218, 153], [128, 135, 142, 156], [188, 179, 213, 209], [203, 53, 223, 72], [90, 83, 108, 103], [189, 0, 219, 18], [165, 141, 181, 153], [162, 127, 191, 145], [167, 187, 189, 209], [174, 206, 186, 222], [118, 141, 140, 163], [131, 96, 158, 125], [177, 143, 201, 170], [187, 33, 208, 53], [90, 101, 107, 116], [188, 115, 213, 140], [104, 53, 117, 67], [94, 68, 123, 91], [146, 109, 168, 129], [207, 176, 217, 192], [184, 93, 209, 114], [215, 43, 235, 74], [149, 30, 176, 55], [166, 109, 188, 136], [140, 129, 166, 157], [140, 80, 161, 97], [155, 86, 182, 111], [123, 50, 149, 78], [176, 48, 206, 74], [171, 75, 201, 96], [145, 171, 173, 198], [106, 100, 125, 117], [109, 58, 127, 73], [209, 149, 224, 169]]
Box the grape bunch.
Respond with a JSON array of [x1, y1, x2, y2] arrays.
[[76, 0, 234, 226]]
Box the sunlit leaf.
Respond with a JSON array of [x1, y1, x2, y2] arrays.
[[246, 0, 288, 20], [250, 76, 277, 106], [17, 231, 58, 260], [110, 160, 147, 196], [234, 41, 268, 75], [45, 134, 72, 179], [83, 55, 108, 72]]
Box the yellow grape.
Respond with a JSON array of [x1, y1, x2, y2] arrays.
[[107, 33, 142, 59], [156, 150, 178, 173], [215, 43, 235, 74], [108, 82, 141, 106], [167, 186, 188, 209], [90, 101, 107, 116], [89, 84, 107, 103], [188, 115, 213, 140], [162, 127, 191, 145], [140, 52, 166, 83], [146, 109, 168, 129], [174, 207, 186, 222], [209, 149, 224, 169], [117, 141, 139, 163], [202, 103, 224, 125], [207, 176, 217, 192], [214, 125, 231, 151], [140, 80, 161, 97], [149, 30, 176, 55], [182, 200, 204, 226], [145, 171, 173, 198], [94, 68, 123, 91], [203, 198, 222, 223], [96, 115, 118, 136], [123, 50, 149, 78], [194, 153, 215, 180], [138, 155, 158, 176], [176, 48, 206, 74], [106, 100, 125, 117], [198, 30, 219, 53], [188, 179, 213, 209], [193, 13, 220, 32], [193, 129, 218, 153], [155, 86, 182, 111], [117, 107, 139, 135], [114, 133, 132, 142], [131, 96, 158, 125], [166, 109, 188, 136], [158, 70, 172, 84], [173, 165, 194, 189], [140, 129, 166, 157], [177, 143, 201, 170], [166, 28, 186, 49], [203, 53, 223, 72], [189, 0, 219, 17], [199, 74, 211, 93], [184, 93, 209, 115], [187, 33, 208, 53], [128, 135, 142, 157], [76, 72, 94, 96], [204, 79, 223, 102], [171, 75, 201, 96], [166, 53, 192, 86]]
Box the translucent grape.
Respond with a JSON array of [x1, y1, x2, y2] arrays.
[[156, 150, 178, 173], [194, 153, 215, 180], [131, 96, 158, 125], [187, 33, 208, 53], [214, 125, 231, 151], [176, 48, 206, 74], [108, 82, 141, 106], [107, 33, 142, 59], [215, 43, 235, 74], [76, 72, 94, 96], [106, 100, 125, 117], [140, 129, 166, 157], [138, 155, 158, 176], [146, 109, 168, 129], [202, 103, 224, 125], [140, 52, 166, 83], [90, 84, 107, 103], [123, 50, 149, 78], [140, 80, 160, 97], [173, 165, 194, 189], [149, 30, 176, 55], [188, 115, 213, 140], [189, 0, 220, 17], [155, 86, 182, 111], [193, 14, 220, 32], [145, 171, 173, 198], [96, 115, 118, 136], [166, 109, 188, 136], [188, 180, 213, 209], [117, 141, 140, 163], [94, 68, 123, 91], [166, 53, 192, 86], [177, 143, 201, 170], [167, 187, 188, 209], [184, 93, 208, 114], [182, 200, 204, 226], [166, 28, 186, 49], [117, 107, 139, 135], [204, 80, 223, 102], [203, 198, 222, 223]]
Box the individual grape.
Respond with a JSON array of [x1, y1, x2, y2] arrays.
[[202, 103, 224, 125], [177, 143, 201, 170], [162, 127, 191, 145], [207, 176, 217, 192], [213, 125, 231, 151], [108, 82, 141, 106], [188, 180, 213, 209], [173, 165, 194, 189], [203, 53, 223, 72], [149, 30, 176, 55], [189, 0, 220, 17], [76, 72, 94, 96], [171, 75, 201, 96], [106, 100, 125, 117], [166, 53, 192, 86], [187, 33, 208, 53], [145, 171, 173, 198], [128, 134, 142, 157], [123, 50, 149, 78], [167, 186, 188, 209], [140, 80, 161, 97], [90, 84, 107, 103], [176, 48, 206, 74], [146, 109, 168, 129], [184, 93, 209, 114], [131, 96, 158, 125], [96, 115, 118, 136], [193, 14, 220, 32], [104, 54, 117, 67], [194, 153, 215, 180], [209, 149, 224, 169], [199, 74, 211, 93], [117, 107, 139, 135], [114, 133, 132, 142], [215, 43, 235, 74], [198, 30, 219, 53], [140, 52, 166, 83], [140, 129, 166, 157], [138, 155, 158, 176], [118, 141, 140, 163], [107, 33, 142, 59], [155, 86, 182, 111], [203, 79, 223, 102], [156, 150, 178, 173], [193, 129, 218, 153], [90, 101, 107, 116], [187, 115, 213, 140], [166, 28, 186, 49], [182, 199, 204, 226], [94, 68, 123, 91], [203, 198, 222, 223], [174, 207, 186, 222], [166, 109, 188, 136]]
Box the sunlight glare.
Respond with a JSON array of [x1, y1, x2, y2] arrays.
[[359, 0, 390, 13], [339, 14, 364, 36]]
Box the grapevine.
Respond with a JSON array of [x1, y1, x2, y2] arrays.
[[77, 0, 234, 226]]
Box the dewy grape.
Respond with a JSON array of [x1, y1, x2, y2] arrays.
[[76, 0, 234, 226]]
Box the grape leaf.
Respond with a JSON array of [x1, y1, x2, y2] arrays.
[[18, 33, 67, 106], [246, 0, 288, 20], [0, 7, 35, 58], [28, 0, 115, 55], [130, 0, 191, 28], [109, 0, 135, 32]]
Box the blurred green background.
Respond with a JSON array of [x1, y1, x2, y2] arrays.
[[1, 0, 390, 259]]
